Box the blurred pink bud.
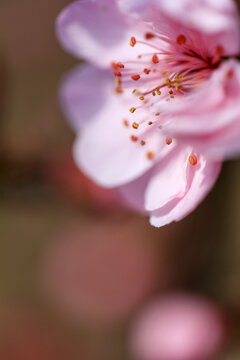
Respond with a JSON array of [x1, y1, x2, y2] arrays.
[[130, 294, 225, 360]]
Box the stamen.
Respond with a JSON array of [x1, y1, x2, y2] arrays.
[[129, 107, 136, 113], [139, 96, 144, 101], [189, 155, 198, 166], [144, 68, 151, 75], [132, 122, 139, 129], [141, 140, 146, 146], [115, 86, 123, 94], [130, 36, 136, 47], [115, 78, 121, 84], [148, 121, 153, 125], [177, 34, 186, 45], [114, 71, 122, 77], [117, 62, 124, 68], [145, 33, 155, 40], [147, 151, 154, 160], [152, 54, 159, 64], [131, 135, 138, 142], [165, 136, 172, 145], [131, 74, 141, 81]]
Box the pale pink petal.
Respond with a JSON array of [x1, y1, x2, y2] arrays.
[[148, 153, 221, 227], [72, 95, 169, 188], [118, 0, 240, 55], [165, 60, 240, 160], [56, 0, 150, 68], [60, 64, 112, 132]]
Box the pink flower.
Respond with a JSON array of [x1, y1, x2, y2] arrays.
[[57, 0, 240, 227], [130, 294, 225, 360]]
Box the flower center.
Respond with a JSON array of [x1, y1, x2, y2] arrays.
[[111, 31, 224, 165]]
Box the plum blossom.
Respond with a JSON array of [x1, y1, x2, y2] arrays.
[[130, 294, 225, 360], [57, 0, 240, 227]]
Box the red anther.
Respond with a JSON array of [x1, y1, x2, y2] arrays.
[[130, 36, 136, 47], [111, 62, 119, 70], [123, 119, 129, 127], [147, 151, 154, 160], [114, 71, 122, 77], [189, 155, 198, 166], [177, 34, 186, 45], [117, 62, 124, 68], [131, 74, 141, 81], [131, 135, 138, 142], [145, 32, 155, 40], [165, 136, 172, 145], [152, 54, 159, 64], [115, 86, 123, 94], [144, 68, 151, 75]]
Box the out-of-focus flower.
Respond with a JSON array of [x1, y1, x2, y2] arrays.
[[41, 220, 161, 325], [130, 294, 225, 360], [57, 0, 240, 227]]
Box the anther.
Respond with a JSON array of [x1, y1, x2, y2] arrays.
[[115, 78, 121, 84], [123, 119, 129, 127], [145, 33, 155, 40], [139, 96, 144, 101], [189, 155, 198, 166], [156, 90, 161, 95], [131, 135, 138, 142], [152, 54, 159, 64], [114, 71, 122, 77], [147, 151, 154, 160], [144, 68, 151, 75], [129, 107, 136, 113], [141, 140, 146, 146], [177, 34, 186, 45], [117, 62, 124, 68], [132, 122, 139, 129], [115, 86, 123, 94], [165, 136, 172, 145], [130, 36, 136, 47], [132, 89, 137, 94], [131, 74, 141, 81], [148, 121, 153, 125], [155, 112, 160, 116], [152, 91, 156, 96]]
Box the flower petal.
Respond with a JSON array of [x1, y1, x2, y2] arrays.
[[60, 64, 112, 132], [164, 60, 240, 160], [148, 154, 221, 227], [118, 0, 240, 55], [56, 0, 149, 67]]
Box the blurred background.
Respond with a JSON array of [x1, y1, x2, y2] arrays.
[[0, 1, 239, 359]]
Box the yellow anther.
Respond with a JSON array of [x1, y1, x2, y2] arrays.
[[132, 89, 137, 94], [155, 112, 160, 116], [132, 122, 139, 129], [156, 90, 161, 95], [139, 96, 144, 101], [115, 77, 121, 84], [174, 76, 181, 83], [141, 140, 146, 146], [129, 107, 136, 113]]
